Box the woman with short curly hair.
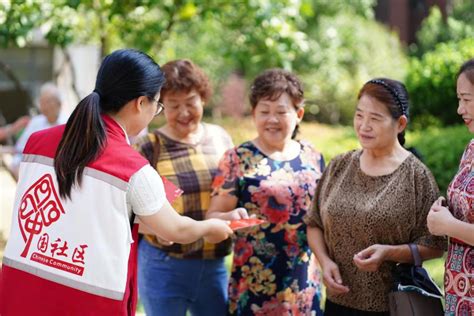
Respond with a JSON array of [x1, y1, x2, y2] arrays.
[[208, 68, 324, 315], [135, 59, 235, 316]]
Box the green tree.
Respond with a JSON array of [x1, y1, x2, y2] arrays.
[[411, 1, 474, 57], [2, 0, 408, 125], [159, 0, 405, 124], [299, 13, 407, 124], [0, 0, 204, 57], [406, 38, 474, 127]]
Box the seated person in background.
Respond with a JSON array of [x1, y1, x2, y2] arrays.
[[11, 82, 68, 179]]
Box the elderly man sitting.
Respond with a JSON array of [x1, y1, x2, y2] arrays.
[[10, 82, 68, 180]]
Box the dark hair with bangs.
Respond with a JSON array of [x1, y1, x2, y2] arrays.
[[159, 59, 212, 103], [457, 58, 474, 84], [357, 78, 409, 146]]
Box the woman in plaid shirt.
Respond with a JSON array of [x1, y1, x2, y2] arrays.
[[135, 59, 235, 316]]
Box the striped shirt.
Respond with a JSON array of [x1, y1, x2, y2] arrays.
[[135, 123, 234, 259]]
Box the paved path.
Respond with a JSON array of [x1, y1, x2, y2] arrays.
[[0, 159, 16, 255]]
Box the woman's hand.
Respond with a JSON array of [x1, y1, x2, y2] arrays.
[[320, 258, 350, 295], [353, 244, 388, 272], [203, 218, 233, 244], [223, 207, 250, 221], [427, 197, 453, 236], [155, 236, 174, 246]]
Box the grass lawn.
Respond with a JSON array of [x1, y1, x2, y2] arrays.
[[207, 117, 360, 162]]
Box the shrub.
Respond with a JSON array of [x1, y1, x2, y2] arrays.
[[408, 125, 471, 193], [300, 13, 408, 125], [406, 38, 474, 127], [411, 6, 474, 58]]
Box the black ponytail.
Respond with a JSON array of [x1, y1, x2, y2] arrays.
[[397, 131, 405, 147], [55, 92, 105, 199], [54, 49, 165, 199]]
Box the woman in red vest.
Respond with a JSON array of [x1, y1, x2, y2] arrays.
[[1, 49, 232, 316]]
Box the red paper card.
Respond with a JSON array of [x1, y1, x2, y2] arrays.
[[161, 176, 183, 203], [229, 218, 266, 231]]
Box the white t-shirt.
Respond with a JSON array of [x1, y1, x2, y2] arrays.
[[127, 164, 166, 217]]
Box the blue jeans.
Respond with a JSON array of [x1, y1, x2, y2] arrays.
[[138, 239, 228, 316]]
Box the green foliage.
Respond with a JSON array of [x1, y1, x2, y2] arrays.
[[424, 257, 446, 289], [411, 3, 474, 57], [0, 1, 209, 54], [299, 13, 408, 124], [450, 0, 474, 23], [147, 1, 392, 122], [0, 0, 45, 47], [207, 1, 310, 77], [305, 0, 375, 20], [408, 124, 471, 193], [300, 123, 359, 162], [0, 0, 406, 126], [406, 38, 474, 127]]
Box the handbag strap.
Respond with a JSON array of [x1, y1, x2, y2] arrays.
[[408, 243, 422, 267]]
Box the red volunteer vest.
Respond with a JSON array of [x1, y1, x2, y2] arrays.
[[1, 115, 148, 315]]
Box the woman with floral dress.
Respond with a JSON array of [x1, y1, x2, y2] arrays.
[[428, 59, 474, 316], [207, 69, 324, 315]]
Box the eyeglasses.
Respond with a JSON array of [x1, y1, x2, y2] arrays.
[[152, 97, 164, 117]]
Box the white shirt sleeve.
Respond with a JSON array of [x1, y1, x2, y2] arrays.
[[127, 165, 166, 216]]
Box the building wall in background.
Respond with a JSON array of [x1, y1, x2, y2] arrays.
[[375, 0, 447, 44], [0, 45, 99, 124]]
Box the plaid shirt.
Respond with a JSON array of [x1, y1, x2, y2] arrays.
[[135, 123, 234, 259]]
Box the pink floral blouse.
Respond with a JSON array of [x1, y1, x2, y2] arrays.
[[445, 140, 474, 316]]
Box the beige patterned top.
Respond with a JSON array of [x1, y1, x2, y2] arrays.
[[304, 150, 447, 312]]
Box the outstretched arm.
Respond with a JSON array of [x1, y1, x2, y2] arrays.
[[138, 199, 233, 244]]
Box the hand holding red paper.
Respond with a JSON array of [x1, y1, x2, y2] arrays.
[[227, 207, 250, 220], [203, 218, 234, 243], [229, 218, 266, 231]]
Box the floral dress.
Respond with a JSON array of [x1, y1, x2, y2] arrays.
[[445, 140, 474, 316], [212, 141, 324, 316]]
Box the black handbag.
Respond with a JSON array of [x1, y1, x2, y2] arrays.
[[388, 244, 444, 316]]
